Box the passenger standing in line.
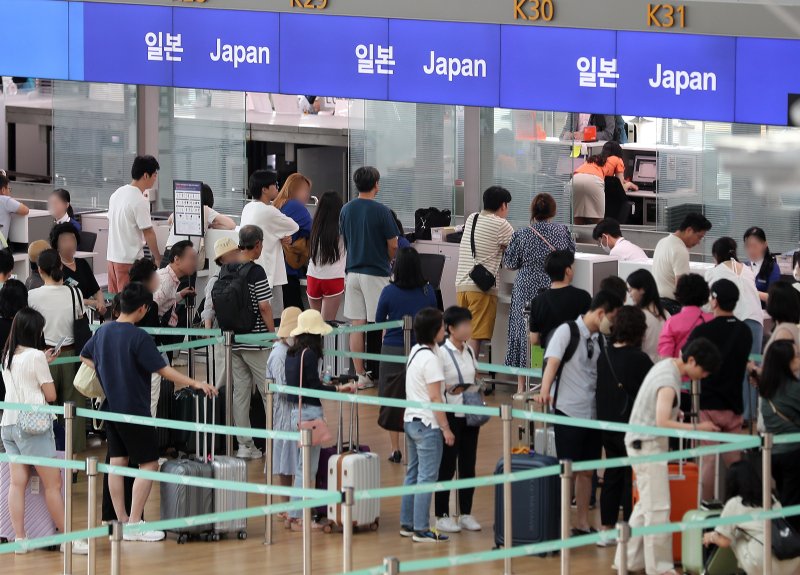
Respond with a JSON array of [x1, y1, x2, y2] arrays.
[[705, 237, 764, 423], [25, 240, 49, 291], [0, 307, 88, 555], [536, 290, 624, 535], [106, 155, 162, 294], [375, 247, 437, 464], [592, 218, 648, 262], [28, 249, 86, 454], [284, 309, 354, 530], [216, 225, 275, 460], [339, 167, 399, 390], [685, 279, 752, 499], [0, 248, 14, 288], [456, 186, 514, 359], [400, 307, 454, 544], [267, 306, 302, 510], [743, 226, 781, 304], [48, 188, 81, 231], [763, 281, 800, 352], [434, 306, 483, 534], [272, 173, 313, 311], [595, 306, 652, 543], [202, 238, 241, 330], [757, 339, 800, 530], [626, 269, 669, 364], [153, 240, 197, 329], [80, 283, 215, 542], [0, 279, 28, 445], [306, 191, 346, 321], [50, 223, 106, 315], [657, 273, 712, 359], [651, 212, 712, 314], [503, 193, 573, 392], [527, 250, 592, 393], [240, 169, 299, 318], [615, 338, 721, 575], [571, 142, 638, 225], [0, 170, 30, 246], [127, 258, 164, 417]]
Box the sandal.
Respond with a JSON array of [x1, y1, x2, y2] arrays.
[[287, 518, 328, 532]]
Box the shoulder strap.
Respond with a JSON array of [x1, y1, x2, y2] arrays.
[[553, 321, 581, 409], [406, 346, 433, 367], [469, 213, 478, 260], [768, 398, 800, 431], [68, 285, 83, 320], [297, 348, 307, 423], [530, 225, 556, 252], [443, 345, 465, 386]]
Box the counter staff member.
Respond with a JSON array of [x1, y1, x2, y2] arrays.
[[651, 212, 712, 315], [0, 170, 30, 246], [48, 188, 81, 231], [106, 156, 162, 294], [592, 218, 648, 262], [560, 113, 618, 142]]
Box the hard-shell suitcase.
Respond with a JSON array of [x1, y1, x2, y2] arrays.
[[493, 451, 560, 549], [326, 390, 380, 531], [0, 452, 65, 543], [533, 420, 557, 458], [681, 507, 739, 574], [323, 321, 350, 378]]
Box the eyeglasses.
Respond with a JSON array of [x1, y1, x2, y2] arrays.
[[586, 338, 595, 360]]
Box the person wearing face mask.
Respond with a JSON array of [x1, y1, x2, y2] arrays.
[[743, 227, 780, 304], [626, 269, 669, 363], [535, 290, 624, 535], [592, 218, 647, 261]]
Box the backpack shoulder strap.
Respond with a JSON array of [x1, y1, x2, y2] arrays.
[[406, 346, 433, 367], [553, 321, 580, 410]]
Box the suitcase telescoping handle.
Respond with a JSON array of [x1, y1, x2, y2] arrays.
[[194, 388, 215, 463]]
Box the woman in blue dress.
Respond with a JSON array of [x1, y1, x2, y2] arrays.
[[502, 193, 575, 390]]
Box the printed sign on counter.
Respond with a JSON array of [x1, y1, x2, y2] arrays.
[[173, 180, 205, 238], [387, 20, 501, 107], [280, 13, 389, 100], [81, 3, 173, 86], [0, 0, 69, 80], [616, 31, 736, 122], [735, 38, 800, 126], [500, 26, 617, 114], [173, 8, 279, 92]]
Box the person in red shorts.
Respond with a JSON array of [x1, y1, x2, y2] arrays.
[[306, 191, 346, 321]]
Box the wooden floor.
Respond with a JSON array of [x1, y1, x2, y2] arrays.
[[8, 385, 618, 575]]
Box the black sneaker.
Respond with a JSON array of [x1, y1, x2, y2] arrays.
[[399, 525, 414, 537], [388, 450, 402, 464], [412, 530, 449, 543]]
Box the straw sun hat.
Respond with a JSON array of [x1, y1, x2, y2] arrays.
[[290, 309, 333, 337]]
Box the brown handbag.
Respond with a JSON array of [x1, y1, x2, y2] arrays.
[[297, 348, 333, 446], [283, 237, 310, 270]]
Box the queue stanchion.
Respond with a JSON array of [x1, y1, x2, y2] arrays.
[[301, 428, 313, 575], [342, 487, 354, 573], [501, 404, 513, 575], [616, 521, 630, 575], [63, 401, 75, 575], [402, 315, 412, 355], [560, 459, 573, 575], [186, 299, 195, 380], [383, 556, 399, 575], [762, 433, 773, 575], [86, 456, 99, 575], [691, 379, 703, 506], [264, 381, 274, 546], [109, 521, 122, 575], [223, 331, 234, 456]]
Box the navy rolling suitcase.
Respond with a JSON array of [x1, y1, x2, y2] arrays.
[[493, 452, 560, 550]]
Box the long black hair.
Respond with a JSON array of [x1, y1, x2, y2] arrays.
[[724, 461, 763, 508], [51, 188, 75, 219], [759, 339, 797, 400], [627, 268, 667, 320], [288, 333, 324, 363], [310, 191, 342, 267], [3, 307, 45, 369], [392, 247, 428, 291], [744, 226, 776, 284]]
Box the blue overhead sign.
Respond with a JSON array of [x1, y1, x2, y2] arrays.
[[735, 38, 800, 126], [0, 0, 69, 80], [173, 8, 279, 92], [615, 32, 736, 122], [500, 26, 617, 114], [387, 20, 501, 107], [280, 13, 389, 100]]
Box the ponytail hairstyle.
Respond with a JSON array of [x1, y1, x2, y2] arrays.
[[36, 248, 64, 283], [711, 236, 738, 265], [743, 226, 776, 284], [51, 188, 75, 219], [3, 307, 46, 370]]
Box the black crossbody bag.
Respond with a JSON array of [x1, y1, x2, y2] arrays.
[[467, 214, 496, 292]]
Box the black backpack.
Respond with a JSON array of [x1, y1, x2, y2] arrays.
[[211, 262, 257, 333], [414, 207, 452, 240]]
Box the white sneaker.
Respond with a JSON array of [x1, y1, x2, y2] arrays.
[[435, 516, 461, 533], [459, 514, 482, 532], [236, 445, 263, 460], [122, 521, 166, 543], [357, 372, 375, 390], [62, 540, 89, 555], [14, 537, 27, 555], [596, 530, 617, 547]]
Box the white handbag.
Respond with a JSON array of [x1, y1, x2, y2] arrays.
[[73, 363, 105, 400]]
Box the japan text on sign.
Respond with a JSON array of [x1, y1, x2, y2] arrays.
[[387, 19, 501, 107]]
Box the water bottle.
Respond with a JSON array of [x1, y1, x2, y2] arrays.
[[322, 369, 332, 385]]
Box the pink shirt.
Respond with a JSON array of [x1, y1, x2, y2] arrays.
[[657, 306, 713, 359]]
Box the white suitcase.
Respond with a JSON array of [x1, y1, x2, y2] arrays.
[[534, 422, 557, 458], [323, 321, 350, 377]]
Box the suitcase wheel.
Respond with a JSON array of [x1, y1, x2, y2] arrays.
[[323, 523, 334, 534], [237, 531, 247, 541], [211, 533, 221, 542], [369, 520, 379, 531], [177, 534, 189, 545]]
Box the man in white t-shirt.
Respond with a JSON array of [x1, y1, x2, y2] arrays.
[[651, 212, 712, 308], [107, 156, 162, 294], [240, 170, 299, 314], [592, 218, 648, 262]]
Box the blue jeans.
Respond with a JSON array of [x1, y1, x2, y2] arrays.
[[743, 320, 763, 422], [288, 405, 324, 519], [400, 420, 443, 532]]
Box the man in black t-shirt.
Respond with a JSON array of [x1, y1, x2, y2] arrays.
[[685, 278, 752, 499], [528, 249, 592, 352]]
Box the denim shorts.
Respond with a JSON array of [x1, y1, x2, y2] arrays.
[[1, 424, 57, 458]]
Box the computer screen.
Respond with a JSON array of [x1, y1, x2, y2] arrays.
[[633, 157, 658, 182]]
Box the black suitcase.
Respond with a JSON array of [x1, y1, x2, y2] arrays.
[[494, 452, 560, 551], [157, 379, 175, 454]]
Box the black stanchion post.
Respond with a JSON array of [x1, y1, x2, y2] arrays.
[[63, 401, 75, 575], [223, 331, 234, 456], [402, 315, 413, 355], [186, 299, 195, 380]]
